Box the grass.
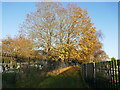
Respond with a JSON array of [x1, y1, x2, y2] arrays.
[[2, 66, 89, 88], [2, 72, 18, 88], [38, 66, 89, 88]]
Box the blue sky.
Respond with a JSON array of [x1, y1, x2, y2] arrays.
[[2, 2, 118, 59]]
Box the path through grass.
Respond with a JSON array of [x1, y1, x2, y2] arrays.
[[38, 66, 89, 88], [3, 66, 89, 88]]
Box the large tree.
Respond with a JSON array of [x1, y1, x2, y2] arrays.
[[20, 2, 60, 60], [20, 2, 108, 63]]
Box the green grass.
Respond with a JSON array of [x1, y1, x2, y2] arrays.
[[38, 75, 78, 88], [37, 66, 89, 88], [2, 72, 18, 88], [2, 66, 89, 88]]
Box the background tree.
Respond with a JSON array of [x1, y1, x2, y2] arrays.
[[2, 35, 34, 66]]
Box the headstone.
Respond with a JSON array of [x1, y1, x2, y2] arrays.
[[0, 66, 2, 73]]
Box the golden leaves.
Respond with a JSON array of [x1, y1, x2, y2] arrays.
[[16, 2, 108, 63], [84, 10, 88, 14], [90, 23, 94, 26], [82, 19, 87, 22], [90, 29, 96, 33]]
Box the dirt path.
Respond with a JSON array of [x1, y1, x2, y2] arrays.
[[60, 66, 79, 75], [59, 66, 89, 88], [47, 66, 73, 76]]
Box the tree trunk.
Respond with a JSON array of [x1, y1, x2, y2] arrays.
[[19, 61, 21, 72], [28, 57, 30, 69]]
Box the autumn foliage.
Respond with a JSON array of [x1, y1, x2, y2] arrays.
[[2, 2, 109, 64]]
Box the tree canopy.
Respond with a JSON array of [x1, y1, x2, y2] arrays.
[[2, 2, 109, 63]]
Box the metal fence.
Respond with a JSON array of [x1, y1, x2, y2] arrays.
[[81, 60, 120, 88]]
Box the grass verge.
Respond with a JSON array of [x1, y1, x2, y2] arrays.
[[2, 66, 89, 88]]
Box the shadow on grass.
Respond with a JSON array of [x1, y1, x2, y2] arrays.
[[38, 66, 89, 88], [2, 66, 89, 88]]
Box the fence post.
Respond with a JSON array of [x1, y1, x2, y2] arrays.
[[118, 60, 120, 87], [108, 61, 111, 88], [112, 60, 116, 89], [93, 62, 96, 88], [114, 59, 118, 88], [85, 63, 87, 82], [110, 61, 113, 88]]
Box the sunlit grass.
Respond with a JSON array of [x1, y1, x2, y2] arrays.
[[38, 66, 89, 88]]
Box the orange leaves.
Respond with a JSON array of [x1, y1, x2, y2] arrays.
[[90, 23, 94, 26], [73, 26, 82, 30], [81, 29, 86, 34], [2, 35, 34, 59], [84, 10, 88, 14], [59, 8, 67, 13], [91, 27, 96, 30], [89, 29, 96, 33], [78, 17, 103, 62], [82, 19, 87, 22], [80, 8, 83, 12], [87, 19, 91, 23], [17, 2, 108, 63]]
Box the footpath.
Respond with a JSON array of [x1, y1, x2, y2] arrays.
[[44, 66, 89, 88]]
